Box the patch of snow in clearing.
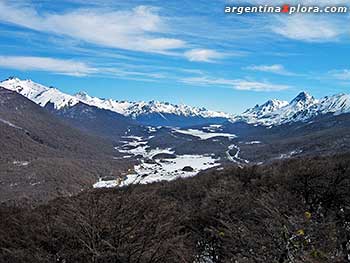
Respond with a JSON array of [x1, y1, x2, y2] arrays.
[[93, 180, 120, 188], [203, 124, 223, 132], [118, 141, 131, 145], [116, 135, 175, 159], [122, 135, 143, 141], [118, 145, 149, 156], [13, 161, 30, 166], [173, 129, 236, 140], [245, 141, 261, 145], [277, 150, 303, 159], [113, 155, 134, 160], [124, 140, 148, 147], [120, 154, 220, 186], [118, 144, 174, 159], [146, 148, 174, 158], [226, 144, 249, 164], [147, 126, 157, 133], [209, 124, 222, 128]]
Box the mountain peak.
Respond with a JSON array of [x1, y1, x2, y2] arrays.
[[75, 91, 90, 100], [264, 99, 285, 107], [4, 76, 18, 81], [0, 77, 79, 110], [2, 76, 24, 83], [291, 91, 314, 104]]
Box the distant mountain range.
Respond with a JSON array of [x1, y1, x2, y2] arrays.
[[236, 91, 350, 126], [0, 77, 231, 127], [2, 77, 350, 127]]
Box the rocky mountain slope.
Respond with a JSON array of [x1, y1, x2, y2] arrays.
[[0, 87, 132, 203]]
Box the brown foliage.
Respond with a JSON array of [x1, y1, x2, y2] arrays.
[[0, 154, 350, 262]]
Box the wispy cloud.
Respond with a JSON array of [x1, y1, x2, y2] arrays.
[[181, 76, 290, 91], [271, 15, 346, 42], [0, 56, 97, 76], [329, 69, 350, 80], [184, 49, 224, 62], [229, 1, 349, 42], [0, 2, 185, 53], [0, 54, 204, 81], [245, 64, 295, 75]]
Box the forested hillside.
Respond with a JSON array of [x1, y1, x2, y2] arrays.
[[1, 154, 349, 262]]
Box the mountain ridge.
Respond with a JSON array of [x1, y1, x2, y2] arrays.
[[235, 91, 350, 126], [1, 77, 232, 120], [2, 77, 350, 127]]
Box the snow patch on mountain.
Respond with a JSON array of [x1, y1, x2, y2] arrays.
[[0, 77, 232, 119], [1, 77, 79, 109], [75, 91, 232, 119], [314, 93, 350, 115], [0, 117, 22, 130], [3, 77, 350, 127], [243, 99, 289, 118], [234, 91, 350, 126], [255, 92, 318, 125]]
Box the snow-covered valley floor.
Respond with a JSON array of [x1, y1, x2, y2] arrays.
[[172, 128, 236, 140], [120, 154, 220, 186], [94, 135, 220, 188], [94, 127, 246, 188]]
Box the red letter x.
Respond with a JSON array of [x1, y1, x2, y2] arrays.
[[282, 4, 289, 13]]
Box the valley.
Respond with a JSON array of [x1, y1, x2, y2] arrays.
[[96, 126, 239, 187], [2, 1, 350, 261], [2, 77, 350, 202]]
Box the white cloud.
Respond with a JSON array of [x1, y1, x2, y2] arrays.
[[233, 80, 289, 91], [0, 2, 186, 53], [184, 49, 224, 62], [329, 69, 350, 80], [229, 1, 349, 42], [181, 76, 289, 91], [271, 15, 344, 42], [0, 56, 96, 76], [245, 64, 294, 75]]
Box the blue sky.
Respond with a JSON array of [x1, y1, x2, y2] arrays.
[[0, 0, 350, 113]]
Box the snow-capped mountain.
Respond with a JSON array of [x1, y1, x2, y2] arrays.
[[253, 92, 318, 125], [313, 93, 350, 115], [236, 91, 350, 126], [0, 77, 79, 109], [0, 77, 232, 126], [238, 99, 289, 123], [2, 77, 350, 127], [74, 91, 231, 119]]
